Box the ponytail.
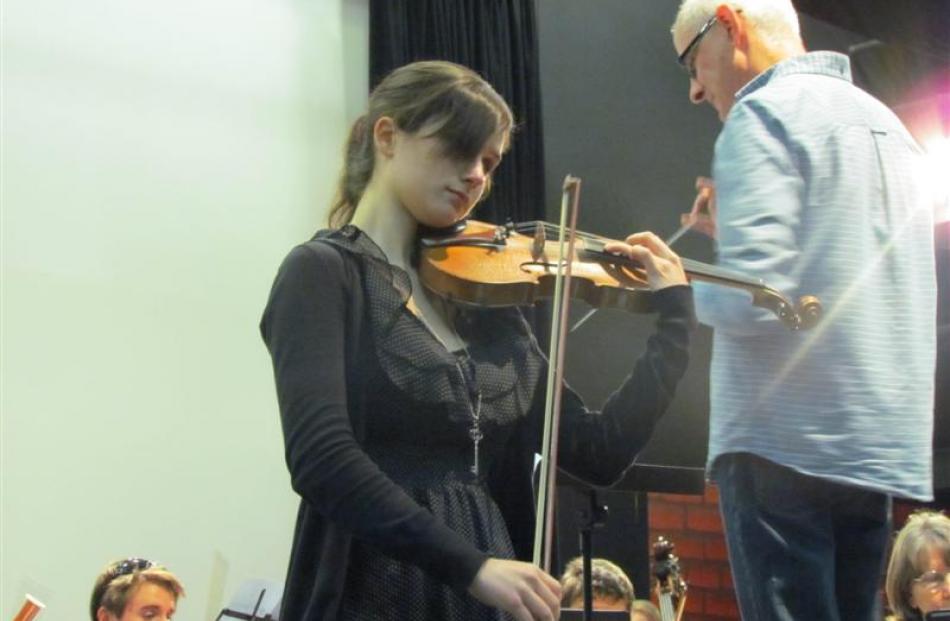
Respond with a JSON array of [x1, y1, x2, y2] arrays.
[[328, 115, 374, 227]]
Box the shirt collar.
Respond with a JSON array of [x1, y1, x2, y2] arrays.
[[735, 51, 853, 103]]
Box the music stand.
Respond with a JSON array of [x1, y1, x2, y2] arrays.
[[606, 462, 705, 495], [215, 579, 282, 621], [576, 484, 609, 620]]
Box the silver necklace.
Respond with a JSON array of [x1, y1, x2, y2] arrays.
[[454, 354, 483, 476], [412, 293, 484, 477]]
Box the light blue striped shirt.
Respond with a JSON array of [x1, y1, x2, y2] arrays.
[[695, 52, 937, 500]]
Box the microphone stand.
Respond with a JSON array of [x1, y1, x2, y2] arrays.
[[579, 489, 608, 621]]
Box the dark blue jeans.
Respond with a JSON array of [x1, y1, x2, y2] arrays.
[[712, 453, 892, 621]]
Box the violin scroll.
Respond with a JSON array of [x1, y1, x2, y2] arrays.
[[795, 295, 822, 330], [748, 287, 823, 330]]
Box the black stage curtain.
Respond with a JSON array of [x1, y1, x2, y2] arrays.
[[794, 0, 950, 61], [369, 0, 545, 225]]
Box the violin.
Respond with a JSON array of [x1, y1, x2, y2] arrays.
[[418, 219, 821, 330]]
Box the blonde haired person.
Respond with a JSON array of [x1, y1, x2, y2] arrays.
[[558, 558, 663, 621], [560, 557, 635, 612], [631, 599, 662, 621], [886, 511, 950, 620], [89, 558, 184, 621]]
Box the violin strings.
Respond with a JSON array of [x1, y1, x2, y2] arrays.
[[511, 221, 765, 288], [512, 221, 608, 245]]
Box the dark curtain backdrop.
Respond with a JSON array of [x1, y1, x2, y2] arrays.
[[369, 0, 546, 225], [793, 0, 949, 107], [794, 0, 950, 60]]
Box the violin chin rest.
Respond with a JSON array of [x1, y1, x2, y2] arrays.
[[417, 219, 469, 239]]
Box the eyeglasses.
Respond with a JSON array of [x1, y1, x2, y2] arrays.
[[109, 558, 156, 581], [914, 570, 950, 593], [677, 15, 718, 79]]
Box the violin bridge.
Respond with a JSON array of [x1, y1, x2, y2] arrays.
[[532, 222, 546, 262], [492, 225, 508, 245]]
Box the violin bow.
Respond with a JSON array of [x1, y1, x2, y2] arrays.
[[532, 175, 582, 572]]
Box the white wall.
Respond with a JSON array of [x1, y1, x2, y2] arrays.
[[1, 0, 368, 618]]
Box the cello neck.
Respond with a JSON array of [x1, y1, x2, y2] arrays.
[[658, 592, 676, 621]]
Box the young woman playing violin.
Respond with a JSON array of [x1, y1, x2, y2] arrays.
[[260, 60, 696, 621]]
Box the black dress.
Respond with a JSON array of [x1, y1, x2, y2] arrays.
[[260, 226, 695, 620]]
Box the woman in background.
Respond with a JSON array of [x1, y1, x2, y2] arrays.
[[885, 511, 950, 620], [559, 556, 635, 612]]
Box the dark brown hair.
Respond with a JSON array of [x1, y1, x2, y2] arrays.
[[328, 60, 514, 227]]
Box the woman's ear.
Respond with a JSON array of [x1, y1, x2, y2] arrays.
[[373, 116, 397, 158], [96, 606, 114, 621]]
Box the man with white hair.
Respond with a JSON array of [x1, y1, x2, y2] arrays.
[[666, 1, 937, 619]]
